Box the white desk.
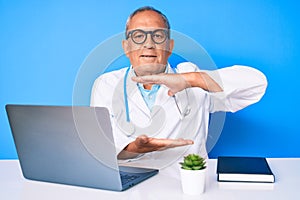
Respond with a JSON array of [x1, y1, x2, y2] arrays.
[[1, 158, 299, 200]]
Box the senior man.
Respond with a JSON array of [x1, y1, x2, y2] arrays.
[[90, 6, 267, 165]]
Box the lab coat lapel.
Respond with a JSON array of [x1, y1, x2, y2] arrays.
[[155, 85, 172, 107], [126, 68, 151, 118], [129, 90, 151, 117]]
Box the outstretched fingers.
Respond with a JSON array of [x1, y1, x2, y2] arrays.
[[145, 137, 194, 151], [131, 75, 163, 85]]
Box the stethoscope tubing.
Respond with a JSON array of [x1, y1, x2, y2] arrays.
[[123, 66, 131, 122]]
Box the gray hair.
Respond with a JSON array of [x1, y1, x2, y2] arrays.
[[125, 6, 171, 36]]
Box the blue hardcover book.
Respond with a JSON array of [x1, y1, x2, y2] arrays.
[[217, 156, 275, 183]]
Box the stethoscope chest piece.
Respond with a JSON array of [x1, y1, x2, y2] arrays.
[[116, 114, 137, 137]]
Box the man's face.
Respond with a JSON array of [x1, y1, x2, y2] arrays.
[[122, 10, 174, 76]]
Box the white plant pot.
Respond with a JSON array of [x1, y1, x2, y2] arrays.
[[180, 167, 207, 195]]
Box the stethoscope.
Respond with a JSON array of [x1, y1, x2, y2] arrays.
[[122, 65, 191, 136]]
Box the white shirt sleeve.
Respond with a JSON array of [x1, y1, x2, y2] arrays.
[[205, 65, 268, 113], [176, 62, 268, 113]]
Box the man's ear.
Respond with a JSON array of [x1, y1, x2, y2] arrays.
[[122, 39, 130, 58]]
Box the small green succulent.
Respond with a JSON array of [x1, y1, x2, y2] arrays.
[[180, 154, 206, 170]]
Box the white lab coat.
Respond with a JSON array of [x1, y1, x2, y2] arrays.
[[90, 62, 267, 169]]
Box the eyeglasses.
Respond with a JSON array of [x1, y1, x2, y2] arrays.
[[126, 29, 169, 44]]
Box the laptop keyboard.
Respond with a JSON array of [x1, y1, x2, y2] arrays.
[[120, 173, 141, 185]]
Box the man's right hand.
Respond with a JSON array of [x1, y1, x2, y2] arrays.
[[117, 135, 194, 159]]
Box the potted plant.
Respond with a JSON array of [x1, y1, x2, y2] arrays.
[[179, 154, 207, 195]]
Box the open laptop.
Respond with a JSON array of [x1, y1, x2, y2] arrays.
[[5, 104, 158, 191]]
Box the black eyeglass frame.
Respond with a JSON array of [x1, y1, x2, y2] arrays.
[[126, 29, 170, 44]]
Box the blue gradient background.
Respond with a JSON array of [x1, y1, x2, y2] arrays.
[[1, 0, 299, 159]]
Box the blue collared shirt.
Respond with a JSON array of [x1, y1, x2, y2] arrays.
[[136, 65, 171, 110], [137, 83, 160, 110]]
